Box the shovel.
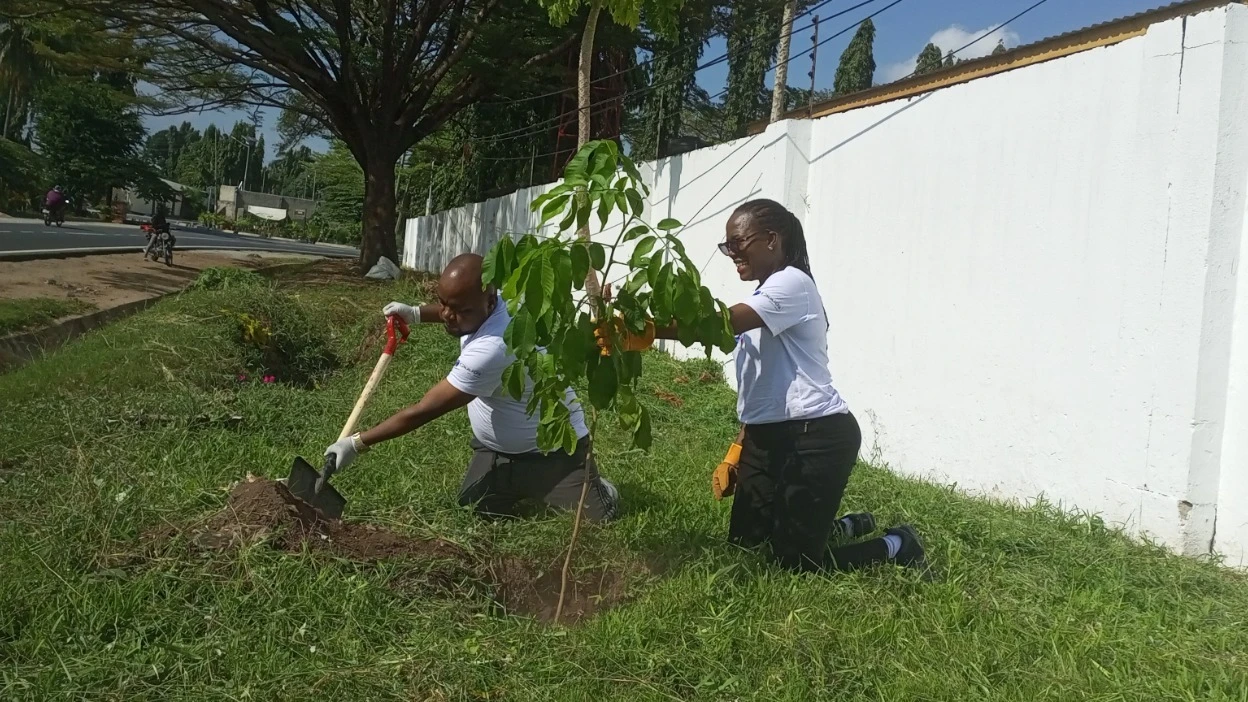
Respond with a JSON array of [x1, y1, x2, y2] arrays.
[[285, 314, 410, 519]]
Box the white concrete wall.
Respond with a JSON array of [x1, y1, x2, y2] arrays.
[[404, 6, 1248, 566]]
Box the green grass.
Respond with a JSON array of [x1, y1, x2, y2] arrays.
[[0, 296, 94, 335], [2, 265, 1246, 700]]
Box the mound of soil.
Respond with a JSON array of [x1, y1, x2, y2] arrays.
[[186, 476, 465, 564], [137, 475, 644, 625]]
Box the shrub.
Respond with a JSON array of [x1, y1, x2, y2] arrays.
[[189, 267, 270, 292], [219, 288, 338, 387]]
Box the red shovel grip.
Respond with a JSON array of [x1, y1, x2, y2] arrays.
[[384, 314, 409, 355]]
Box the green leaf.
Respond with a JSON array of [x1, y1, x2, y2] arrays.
[[561, 420, 578, 457], [624, 350, 642, 380], [576, 198, 590, 231], [623, 268, 647, 296], [621, 155, 643, 185], [565, 147, 591, 180], [597, 191, 613, 230], [630, 236, 657, 267], [526, 252, 554, 318], [505, 309, 537, 356], [482, 242, 502, 288], [646, 251, 664, 289], [553, 248, 573, 305], [634, 405, 653, 450], [501, 360, 526, 401], [674, 282, 699, 322], [590, 173, 611, 191], [656, 218, 681, 231], [623, 224, 648, 242], [589, 242, 606, 271], [571, 243, 590, 288], [540, 194, 571, 225], [717, 302, 737, 353], [616, 387, 640, 429], [626, 189, 644, 217], [588, 356, 618, 409], [558, 205, 576, 233]]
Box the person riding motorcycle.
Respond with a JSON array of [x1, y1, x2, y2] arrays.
[[44, 186, 67, 222], [143, 207, 175, 260]]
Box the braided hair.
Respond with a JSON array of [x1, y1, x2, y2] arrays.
[[731, 198, 812, 277], [732, 198, 827, 328]]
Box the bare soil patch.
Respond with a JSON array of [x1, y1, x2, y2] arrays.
[[0, 251, 317, 311], [136, 475, 641, 625]]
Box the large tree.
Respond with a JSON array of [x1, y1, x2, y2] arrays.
[[832, 18, 875, 95], [66, 1, 577, 270], [914, 42, 943, 76], [724, 0, 782, 137], [34, 79, 148, 208], [143, 121, 201, 180]]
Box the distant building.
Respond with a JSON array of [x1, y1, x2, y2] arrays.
[[216, 185, 316, 222], [110, 178, 200, 221]]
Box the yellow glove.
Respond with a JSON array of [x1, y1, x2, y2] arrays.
[[594, 317, 656, 356], [712, 443, 742, 500]]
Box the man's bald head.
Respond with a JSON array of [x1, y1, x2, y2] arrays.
[[436, 253, 496, 337]]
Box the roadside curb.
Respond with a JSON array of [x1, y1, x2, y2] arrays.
[[0, 245, 356, 262], [0, 259, 323, 371]]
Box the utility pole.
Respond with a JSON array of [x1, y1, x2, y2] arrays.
[[426, 162, 435, 216], [770, 0, 797, 122], [808, 16, 820, 119]]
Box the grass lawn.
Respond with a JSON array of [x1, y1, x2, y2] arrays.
[[0, 296, 94, 335], [1, 261, 1246, 700]]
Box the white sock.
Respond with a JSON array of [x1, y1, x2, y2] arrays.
[[883, 534, 903, 559]]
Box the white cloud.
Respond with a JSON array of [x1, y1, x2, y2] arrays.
[[878, 24, 1022, 84]]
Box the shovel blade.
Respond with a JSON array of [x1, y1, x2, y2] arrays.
[[285, 456, 346, 520]]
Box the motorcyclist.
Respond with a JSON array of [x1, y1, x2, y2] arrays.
[[143, 206, 175, 259], [44, 186, 67, 222]]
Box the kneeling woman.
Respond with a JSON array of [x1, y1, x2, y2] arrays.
[[656, 199, 925, 572]]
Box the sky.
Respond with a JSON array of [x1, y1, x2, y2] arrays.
[[142, 0, 1174, 165]]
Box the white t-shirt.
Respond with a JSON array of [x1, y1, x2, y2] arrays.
[[734, 266, 848, 425], [445, 297, 589, 454]]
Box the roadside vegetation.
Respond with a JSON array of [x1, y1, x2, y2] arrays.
[[1, 262, 1245, 700]]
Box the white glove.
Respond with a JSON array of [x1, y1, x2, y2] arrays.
[[382, 301, 418, 324], [324, 435, 363, 474]]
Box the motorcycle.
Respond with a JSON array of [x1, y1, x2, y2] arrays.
[[42, 207, 64, 227], [141, 223, 175, 267]]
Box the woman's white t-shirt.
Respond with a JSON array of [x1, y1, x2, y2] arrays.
[[734, 266, 848, 425]]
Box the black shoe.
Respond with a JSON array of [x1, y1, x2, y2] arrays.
[[885, 524, 926, 568], [834, 512, 877, 539]]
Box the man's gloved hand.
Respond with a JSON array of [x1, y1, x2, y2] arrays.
[[324, 433, 367, 474], [712, 442, 742, 500], [594, 317, 656, 356], [382, 302, 418, 324]]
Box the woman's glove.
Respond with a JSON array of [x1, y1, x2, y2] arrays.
[[594, 317, 656, 356], [712, 442, 742, 500]]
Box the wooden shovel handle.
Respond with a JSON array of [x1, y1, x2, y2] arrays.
[[339, 351, 392, 440], [337, 315, 408, 440]]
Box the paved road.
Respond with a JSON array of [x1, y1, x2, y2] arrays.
[[0, 218, 357, 258]]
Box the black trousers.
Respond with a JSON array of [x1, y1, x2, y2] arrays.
[[458, 437, 617, 521], [731, 411, 888, 572]]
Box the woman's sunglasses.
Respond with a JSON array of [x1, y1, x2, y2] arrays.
[[717, 233, 760, 257]]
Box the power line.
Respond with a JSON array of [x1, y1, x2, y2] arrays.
[[481, 0, 844, 107], [470, 0, 879, 148]]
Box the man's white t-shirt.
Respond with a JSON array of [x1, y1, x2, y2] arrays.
[[445, 297, 589, 454], [735, 266, 848, 425]]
